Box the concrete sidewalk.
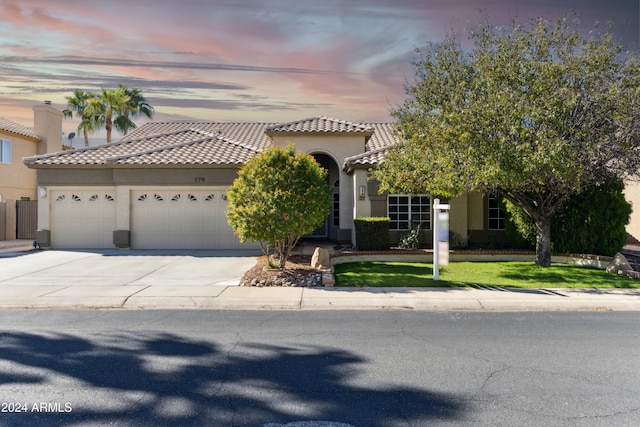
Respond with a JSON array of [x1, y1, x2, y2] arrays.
[[1, 241, 640, 311], [0, 281, 639, 310]]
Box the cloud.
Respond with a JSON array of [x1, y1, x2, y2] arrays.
[[0, 0, 637, 128]]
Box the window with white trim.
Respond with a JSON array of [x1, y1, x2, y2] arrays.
[[0, 139, 10, 164], [488, 193, 506, 230], [388, 195, 431, 230]]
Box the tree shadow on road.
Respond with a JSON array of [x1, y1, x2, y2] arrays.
[[0, 331, 467, 426]]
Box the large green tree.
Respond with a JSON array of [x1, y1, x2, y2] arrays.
[[376, 16, 640, 266], [63, 89, 97, 147], [227, 144, 332, 268], [85, 87, 134, 143], [117, 84, 154, 136], [63, 86, 153, 144]]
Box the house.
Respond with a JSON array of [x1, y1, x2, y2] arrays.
[[24, 114, 515, 250], [0, 102, 62, 241], [19, 116, 516, 250]]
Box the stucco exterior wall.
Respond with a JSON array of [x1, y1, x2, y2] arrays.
[[33, 104, 63, 156], [624, 179, 640, 244], [37, 167, 240, 187], [449, 193, 468, 244], [467, 191, 485, 231], [0, 134, 39, 239]]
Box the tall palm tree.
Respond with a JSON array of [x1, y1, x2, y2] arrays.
[[117, 85, 154, 136], [63, 89, 97, 147], [84, 87, 133, 143]]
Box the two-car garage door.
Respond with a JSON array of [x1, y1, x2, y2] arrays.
[[130, 190, 252, 249], [51, 189, 253, 250]]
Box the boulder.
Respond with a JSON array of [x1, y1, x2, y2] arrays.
[[606, 252, 634, 274], [311, 247, 332, 271]]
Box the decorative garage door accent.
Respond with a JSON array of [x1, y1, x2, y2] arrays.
[[51, 191, 116, 248], [131, 190, 253, 249]]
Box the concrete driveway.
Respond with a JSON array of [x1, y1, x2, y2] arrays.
[[0, 249, 261, 287]]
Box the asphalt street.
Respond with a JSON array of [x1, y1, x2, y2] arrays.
[[0, 310, 638, 426]]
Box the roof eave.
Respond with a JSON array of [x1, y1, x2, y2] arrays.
[[2, 129, 41, 142]]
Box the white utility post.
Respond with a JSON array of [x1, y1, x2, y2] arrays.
[[432, 198, 450, 281]]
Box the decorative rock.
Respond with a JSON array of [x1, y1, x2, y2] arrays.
[[311, 247, 333, 271], [606, 252, 634, 274], [321, 268, 335, 286]]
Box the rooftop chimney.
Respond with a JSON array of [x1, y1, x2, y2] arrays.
[[33, 102, 63, 155]]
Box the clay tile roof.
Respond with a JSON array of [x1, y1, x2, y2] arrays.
[[343, 146, 390, 171], [0, 117, 40, 140], [108, 134, 257, 165], [121, 121, 274, 151], [24, 119, 399, 169], [342, 123, 399, 171], [24, 127, 263, 166], [364, 123, 397, 151], [266, 116, 374, 134]]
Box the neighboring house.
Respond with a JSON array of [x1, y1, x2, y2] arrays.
[[0, 103, 62, 240], [624, 180, 640, 245], [24, 115, 512, 250]]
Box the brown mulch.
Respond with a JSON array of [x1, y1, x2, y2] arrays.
[[240, 255, 320, 286]]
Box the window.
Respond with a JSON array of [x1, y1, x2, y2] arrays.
[[488, 193, 506, 230], [333, 193, 339, 227], [388, 195, 431, 230], [0, 139, 10, 164]]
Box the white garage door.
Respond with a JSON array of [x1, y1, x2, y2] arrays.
[[131, 190, 252, 249], [51, 190, 117, 248]]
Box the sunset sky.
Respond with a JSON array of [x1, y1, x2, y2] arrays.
[[0, 0, 638, 144]]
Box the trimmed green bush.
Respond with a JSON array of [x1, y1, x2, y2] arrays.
[[227, 144, 332, 268], [504, 180, 632, 256], [355, 217, 390, 250]]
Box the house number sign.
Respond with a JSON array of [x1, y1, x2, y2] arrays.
[[194, 177, 205, 182]]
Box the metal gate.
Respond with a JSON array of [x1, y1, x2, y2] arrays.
[[16, 200, 37, 239]]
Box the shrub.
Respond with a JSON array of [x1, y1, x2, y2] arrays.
[[227, 144, 332, 268], [355, 217, 390, 250], [449, 230, 468, 249], [504, 180, 632, 256], [399, 223, 422, 249]]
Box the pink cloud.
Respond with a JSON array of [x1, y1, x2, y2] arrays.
[[0, 0, 636, 129]]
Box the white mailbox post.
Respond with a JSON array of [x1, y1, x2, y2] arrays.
[[433, 198, 450, 281]]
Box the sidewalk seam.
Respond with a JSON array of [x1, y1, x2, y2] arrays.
[[39, 286, 72, 297], [121, 285, 151, 307]]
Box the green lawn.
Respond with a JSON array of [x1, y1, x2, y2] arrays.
[[333, 261, 640, 288]]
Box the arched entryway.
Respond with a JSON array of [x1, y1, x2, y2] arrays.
[[307, 153, 340, 240]]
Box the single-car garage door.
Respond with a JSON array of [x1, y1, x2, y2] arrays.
[[51, 190, 117, 248], [131, 190, 253, 249]]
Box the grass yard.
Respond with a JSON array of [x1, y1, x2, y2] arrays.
[[333, 261, 640, 289]]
